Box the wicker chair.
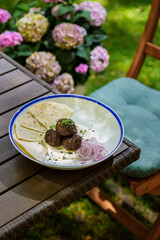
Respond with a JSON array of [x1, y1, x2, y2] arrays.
[[86, 0, 160, 239]]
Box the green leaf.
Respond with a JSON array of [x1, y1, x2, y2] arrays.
[[92, 33, 108, 43], [17, 51, 33, 57], [76, 46, 90, 61], [16, 44, 33, 57], [85, 36, 93, 46], [55, 49, 76, 65], [58, 5, 74, 15], [17, 3, 30, 12], [73, 10, 92, 22], [12, 10, 24, 20], [28, 1, 38, 8]]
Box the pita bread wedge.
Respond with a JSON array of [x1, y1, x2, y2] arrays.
[[13, 130, 47, 161], [19, 113, 46, 132], [28, 101, 73, 129], [15, 117, 44, 142]]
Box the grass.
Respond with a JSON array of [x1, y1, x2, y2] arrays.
[[0, 0, 160, 239]]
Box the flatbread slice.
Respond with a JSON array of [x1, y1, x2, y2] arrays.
[[28, 101, 73, 129], [19, 113, 46, 132], [13, 131, 47, 161], [15, 117, 44, 142]]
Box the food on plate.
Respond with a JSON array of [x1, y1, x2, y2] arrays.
[[18, 112, 46, 132], [62, 134, 82, 151], [13, 130, 47, 161], [13, 100, 108, 164], [77, 137, 108, 161], [15, 117, 44, 142], [28, 101, 73, 129], [13, 101, 73, 161], [45, 129, 62, 147], [56, 118, 77, 136]]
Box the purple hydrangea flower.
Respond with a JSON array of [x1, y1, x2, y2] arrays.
[[73, 3, 80, 12], [79, 1, 107, 27], [90, 46, 109, 72], [51, 73, 74, 94], [75, 64, 88, 74], [52, 23, 84, 50], [26, 52, 61, 83], [0, 31, 23, 50], [29, 7, 45, 15], [0, 9, 11, 23]]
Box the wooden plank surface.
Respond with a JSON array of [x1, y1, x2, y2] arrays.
[[0, 59, 16, 75], [0, 155, 43, 194], [0, 92, 53, 138], [0, 81, 49, 114], [0, 166, 98, 227], [0, 69, 32, 94], [0, 139, 128, 227], [0, 106, 22, 137], [0, 135, 18, 164]]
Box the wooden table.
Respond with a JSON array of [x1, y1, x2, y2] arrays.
[[0, 52, 141, 240]]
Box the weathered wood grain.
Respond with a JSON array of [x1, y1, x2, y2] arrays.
[[0, 135, 18, 164], [0, 106, 21, 138], [0, 154, 43, 194], [0, 166, 96, 227], [0, 69, 32, 94], [0, 81, 49, 114], [0, 59, 16, 75], [0, 92, 53, 138], [0, 141, 136, 228]]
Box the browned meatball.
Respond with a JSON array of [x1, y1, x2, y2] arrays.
[[56, 118, 77, 136], [45, 129, 62, 147], [62, 134, 82, 150]]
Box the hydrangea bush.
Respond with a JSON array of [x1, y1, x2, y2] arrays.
[[0, 0, 109, 93]]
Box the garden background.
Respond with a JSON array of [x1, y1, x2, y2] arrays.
[[0, 0, 160, 239]]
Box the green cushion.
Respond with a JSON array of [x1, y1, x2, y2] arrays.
[[89, 77, 160, 178]]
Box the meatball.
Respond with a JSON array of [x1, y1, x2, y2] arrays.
[[62, 134, 82, 151], [45, 129, 62, 147], [56, 118, 77, 136]]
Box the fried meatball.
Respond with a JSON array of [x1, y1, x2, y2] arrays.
[[56, 118, 77, 136], [45, 129, 62, 147], [62, 134, 82, 150]]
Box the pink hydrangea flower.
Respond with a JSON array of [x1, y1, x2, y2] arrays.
[[0, 9, 11, 23], [73, 3, 80, 12], [51, 73, 74, 94], [0, 31, 23, 50], [90, 46, 109, 72], [79, 1, 106, 27], [29, 7, 45, 15], [52, 23, 84, 50], [75, 64, 88, 74]]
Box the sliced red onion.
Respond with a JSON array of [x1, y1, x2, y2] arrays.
[[77, 137, 108, 161]]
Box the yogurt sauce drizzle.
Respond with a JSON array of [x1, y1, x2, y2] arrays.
[[44, 124, 93, 165]]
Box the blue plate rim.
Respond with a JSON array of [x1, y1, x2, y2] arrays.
[[9, 94, 124, 169]]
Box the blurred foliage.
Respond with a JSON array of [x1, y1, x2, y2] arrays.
[[0, 0, 108, 85]]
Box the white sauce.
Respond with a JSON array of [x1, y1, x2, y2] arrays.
[[44, 124, 93, 165]]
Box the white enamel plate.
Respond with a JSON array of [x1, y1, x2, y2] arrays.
[[9, 95, 124, 170]]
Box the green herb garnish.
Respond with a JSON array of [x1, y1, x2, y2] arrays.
[[68, 152, 73, 155], [50, 125, 55, 129], [61, 119, 74, 126]]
